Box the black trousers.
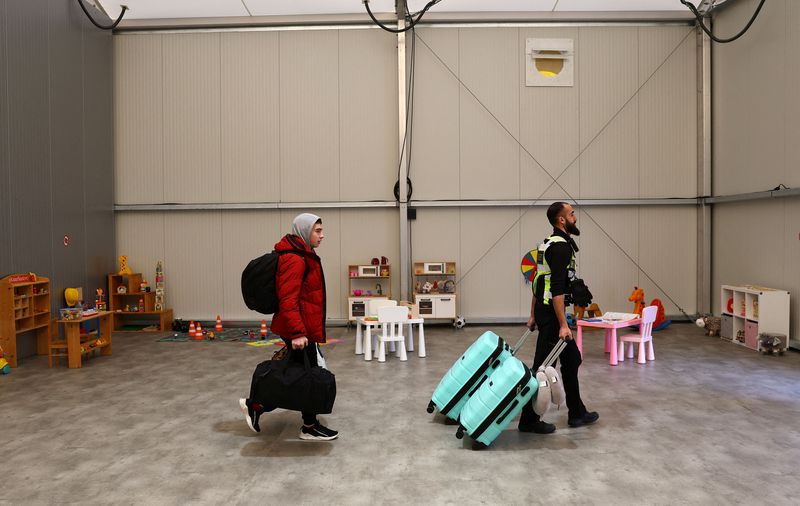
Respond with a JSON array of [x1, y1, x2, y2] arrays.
[[519, 304, 587, 426]]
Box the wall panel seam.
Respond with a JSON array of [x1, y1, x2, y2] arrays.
[[338, 30, 341, 202], [47, 1, 55, 281], [5, 0, 12, 267]]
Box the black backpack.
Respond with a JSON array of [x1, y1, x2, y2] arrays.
[[241, 251, 302, 314], [570, 278, 593, 307]]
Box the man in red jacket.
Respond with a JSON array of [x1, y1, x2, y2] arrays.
[[240, 213, 338, 441]]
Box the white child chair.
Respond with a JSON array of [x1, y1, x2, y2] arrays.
[[375, 306, 408, 362], [367, 299, 398, 355], [618, 305, 657, 364]]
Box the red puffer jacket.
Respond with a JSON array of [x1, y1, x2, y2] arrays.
[[269, 234, 327, 343]]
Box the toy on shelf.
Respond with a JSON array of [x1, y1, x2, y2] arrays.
[[154, 261, 165, 311], [628, 287, 645, 316], [118, 255, 133, 275], [95, 288, 107, 311]]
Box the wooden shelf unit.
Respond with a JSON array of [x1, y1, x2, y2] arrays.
[[108, 273, 172, 332], [0, 275, 51, 367]]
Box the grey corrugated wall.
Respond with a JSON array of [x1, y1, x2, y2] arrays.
[[0, 0, 115, 359], [712, 0, 800, 345]]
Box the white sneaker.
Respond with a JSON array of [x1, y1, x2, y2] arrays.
[[239, 398, 261, 433]]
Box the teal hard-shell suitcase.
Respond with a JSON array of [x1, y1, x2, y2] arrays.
[[427, 331, 513, 421], [457, 339, 567, 448]]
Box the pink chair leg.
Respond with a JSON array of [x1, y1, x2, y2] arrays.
[[637, 340, 646, 364], [627, 342, 634, 359], [576, 326, 583, 355], [647, 340, 655, 361], [617, 339, 625, 362]]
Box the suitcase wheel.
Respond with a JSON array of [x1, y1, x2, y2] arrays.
[[426, 400, 435, 414], [455, 426, 465, 439], [472, 441, 488, 451]]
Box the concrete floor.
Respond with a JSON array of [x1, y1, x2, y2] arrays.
[[2, 323, 798, 505]]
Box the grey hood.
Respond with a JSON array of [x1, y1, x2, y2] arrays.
[[291, 213, 321, 248]]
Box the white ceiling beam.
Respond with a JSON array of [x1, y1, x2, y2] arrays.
[[100, 0, 700, 21]]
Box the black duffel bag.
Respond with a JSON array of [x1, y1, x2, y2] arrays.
[[249, 349, 336, 415]]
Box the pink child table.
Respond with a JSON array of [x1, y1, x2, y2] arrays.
[[576, 317, 641, 366]]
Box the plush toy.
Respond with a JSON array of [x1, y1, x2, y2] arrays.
[[758, 333, 786, 356], [695, 316, 721, 337]]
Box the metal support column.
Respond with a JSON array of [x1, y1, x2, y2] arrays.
[[697, 26, 712, 314], [397, 4, 410, 302]]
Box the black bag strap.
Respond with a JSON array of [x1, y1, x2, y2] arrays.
[[285, 345, 313, 370]]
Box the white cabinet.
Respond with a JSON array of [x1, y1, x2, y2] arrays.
[[414, 294, 457, 319], [720, 284, 790, 350], [348, 297, 388, 321], [412, 261, 458, 321]]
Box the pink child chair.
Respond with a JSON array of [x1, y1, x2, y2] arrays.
[[618, 305, 657, 364]]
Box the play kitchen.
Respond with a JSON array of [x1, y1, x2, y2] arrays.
[[347, 259, 392, 321]]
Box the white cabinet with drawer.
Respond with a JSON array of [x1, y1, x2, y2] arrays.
[[414, 294, 457, 319]]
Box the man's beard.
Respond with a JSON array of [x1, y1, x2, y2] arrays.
[[566, 222, 580, 236]]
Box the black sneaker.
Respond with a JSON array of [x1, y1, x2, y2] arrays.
[[239, 398, 261, 433], [568, 411, 599, 428], [518, 420, 556, 434], [299, 423, 339, 441]]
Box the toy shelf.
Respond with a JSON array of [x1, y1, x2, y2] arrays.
[[108, 273, 172, 332], [0, 275, 51, 367], [720, 284, 790, 351]]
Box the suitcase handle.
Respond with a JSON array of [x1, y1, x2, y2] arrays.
[[540, 339, 567, 369], [510, 330, 568, 365], [510, 329, 534, 355]]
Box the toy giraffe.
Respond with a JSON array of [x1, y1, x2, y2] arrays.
[[118, 255, 133, 275], [628, 286, 645, 316]]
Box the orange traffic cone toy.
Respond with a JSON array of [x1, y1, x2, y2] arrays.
[[188, 321, 196, 337], [215, 315, 223, 332], [260, 320, 268, 339], [195, 322, 203, 340]]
